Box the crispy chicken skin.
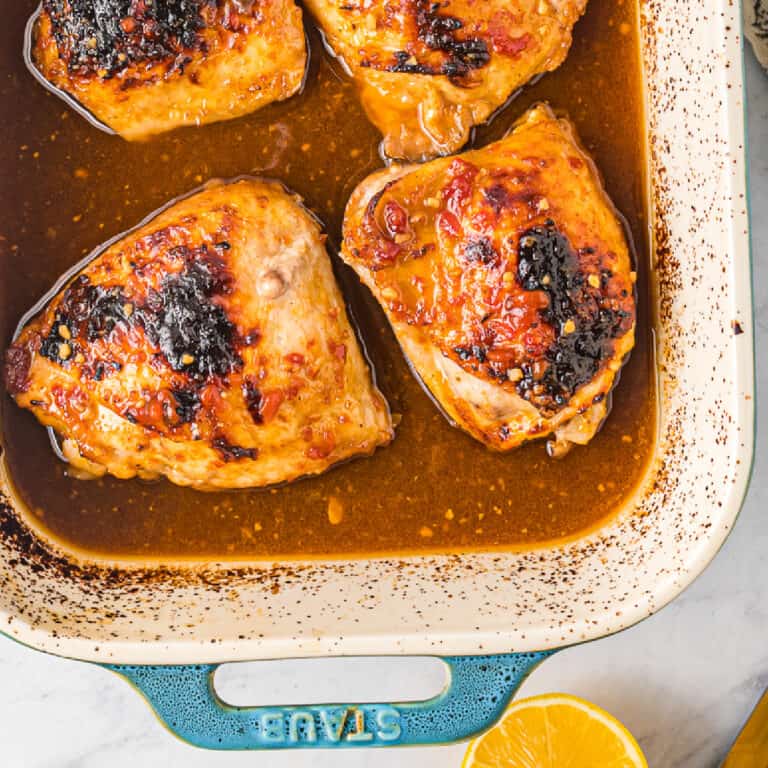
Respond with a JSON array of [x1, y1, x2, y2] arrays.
[[304, 0, 587, 160], [4, 180, 393, 489], [31, 0, 307, 140], [342, 105, 635, 455]]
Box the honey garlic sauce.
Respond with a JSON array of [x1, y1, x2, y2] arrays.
[[0, 0, 655, 560]]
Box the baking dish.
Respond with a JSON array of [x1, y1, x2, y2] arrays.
[[0, 0, 754, 750]]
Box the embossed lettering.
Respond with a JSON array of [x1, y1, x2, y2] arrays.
[[261, 712, 285, 742], [289, 711, 317, 742], [346, 708, 374, 742], [319, 708, 349, 742], [376, 708, 402, 741]]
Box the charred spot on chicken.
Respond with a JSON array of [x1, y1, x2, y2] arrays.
[[341, 104, 636, 455], [31, 0, 308, 138], [3, 180, 393, 489]]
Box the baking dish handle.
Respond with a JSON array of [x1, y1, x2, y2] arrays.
[[107, 651, 553, 750]]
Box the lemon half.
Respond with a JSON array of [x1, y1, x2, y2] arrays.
[[462, 693, 648, 768]]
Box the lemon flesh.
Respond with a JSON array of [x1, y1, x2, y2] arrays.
[[463, 693, 648, 768]]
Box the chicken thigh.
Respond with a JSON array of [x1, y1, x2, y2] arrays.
[[342, 104, 635, 455], [30, 0, 307, 140], [304, 0, 587, 159], [4, 180, 392, 489]]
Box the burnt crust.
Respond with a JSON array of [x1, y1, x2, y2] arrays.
[[139, 252, 241, 380], [38, 274, 130, 369], [242, 379, 263, 423], [171, 387, 201, 423], [441, 219, 633, 414], [212, 436, 258, 461], [39, 276, 131, 362], [28, 245, 241, 384], [3, 236, 245, 443], [41, 0, 212, 78], [515, 222, 632, 410], [357, 1, 492, 82], [463, 236, 498, 266], [383, 3, 490, 80]]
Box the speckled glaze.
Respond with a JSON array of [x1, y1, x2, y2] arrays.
[[107, 653, 551, 749], [0, 0, 754, 749]]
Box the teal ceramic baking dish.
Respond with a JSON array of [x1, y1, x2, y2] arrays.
[[0, 0, 754, 750]]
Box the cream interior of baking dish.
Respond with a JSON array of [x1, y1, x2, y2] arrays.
[[0, 0, 754, 664]]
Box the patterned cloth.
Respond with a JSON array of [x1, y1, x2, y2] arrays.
[[746, 0, 768, 68]]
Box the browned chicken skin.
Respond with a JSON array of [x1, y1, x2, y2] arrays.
[[4, 180, 393, 489], [342, 105, 635, 455], [31, 0, 308, 140], [304, 0, 588, 159]]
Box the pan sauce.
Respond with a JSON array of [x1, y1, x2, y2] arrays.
[[0, 0, 656, 560]]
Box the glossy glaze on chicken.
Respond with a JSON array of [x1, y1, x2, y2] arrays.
[[1, 0, 655, 553], [305, 0, 588, 159], [4, 180, 393, 489], [342, 105, 635, 455], [31, 0, 307, 139]]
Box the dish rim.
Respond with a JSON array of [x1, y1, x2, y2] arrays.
[[0, 0, 755, 665]]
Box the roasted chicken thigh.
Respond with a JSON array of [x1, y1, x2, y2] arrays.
[[342, 105, 635, 455], [4, 180, 392, 489], [31, 0, 307, 139], [305, 0, 587, 159]]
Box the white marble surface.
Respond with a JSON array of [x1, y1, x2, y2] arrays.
[[0, 48, 765, 768]]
